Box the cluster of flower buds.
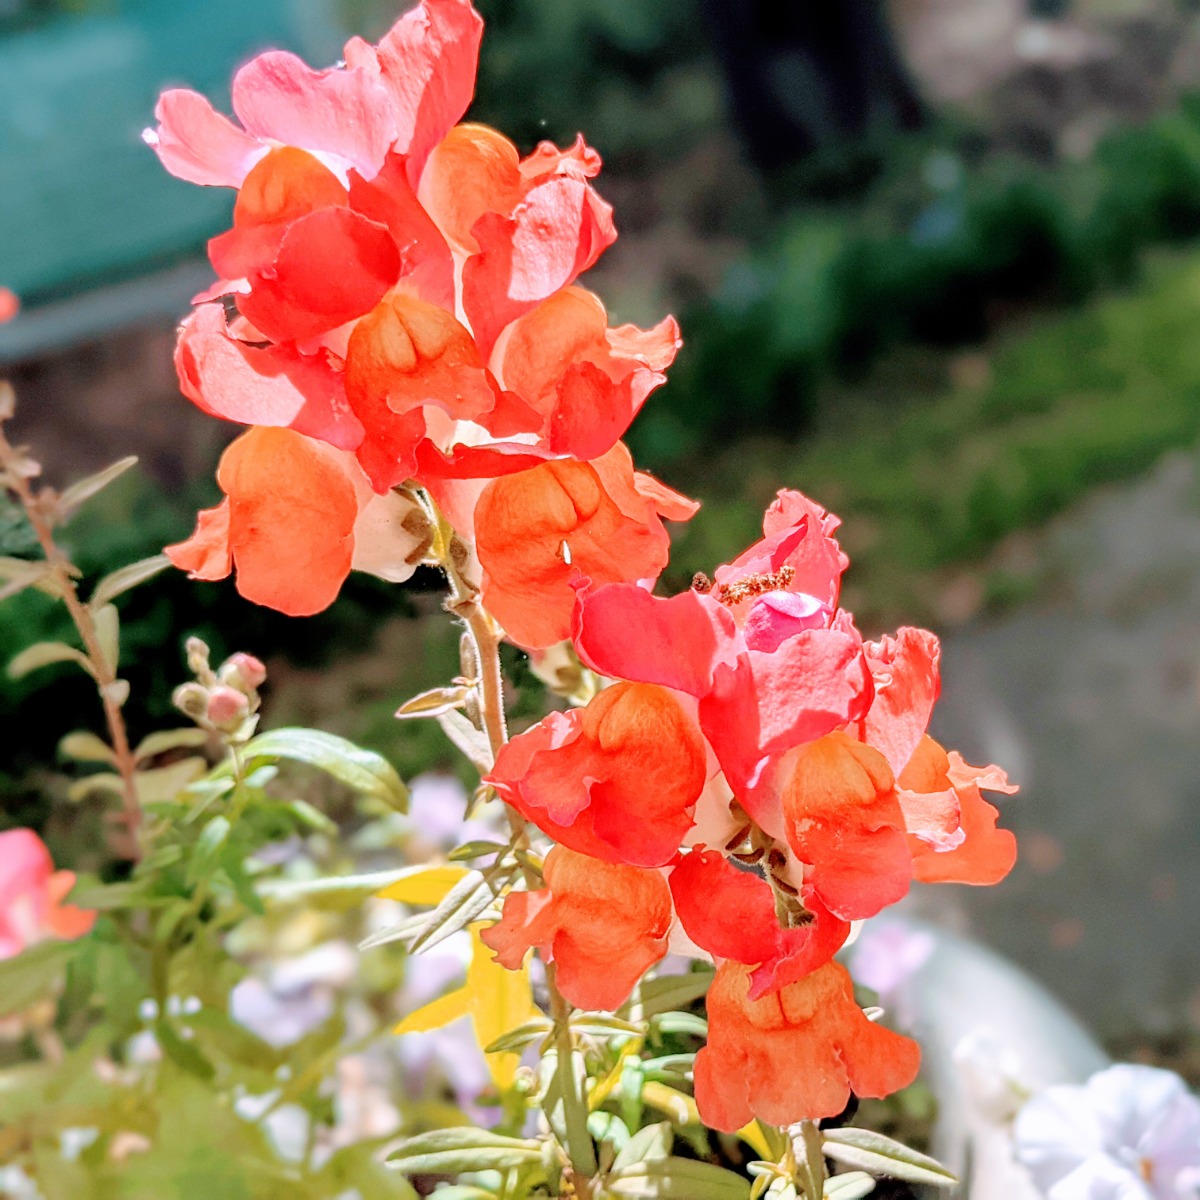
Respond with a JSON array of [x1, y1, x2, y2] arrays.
[[152, 0, 1018, 1134], [173, 637, 267, 739]]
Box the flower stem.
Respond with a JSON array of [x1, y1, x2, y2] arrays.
[[441, 533, 596, 1195], [0, 425, 141, 855]]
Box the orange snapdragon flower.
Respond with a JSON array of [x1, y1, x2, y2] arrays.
[[487, 682, 706, 867], [480, 847, 671, 1010], [474, 443, 696, 648], [693, 960, 921, 1131]]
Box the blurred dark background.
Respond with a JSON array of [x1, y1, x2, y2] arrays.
[[2, 0, 1200, 1059]]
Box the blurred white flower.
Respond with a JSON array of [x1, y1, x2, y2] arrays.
[[1014, 1063, 1200, 1199], [849, 919, 936, 1027]]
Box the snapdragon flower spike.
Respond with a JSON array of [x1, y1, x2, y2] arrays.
[[480, 846, 671, 1011], [692, 960, 921, 1131], [487, 682, 706, 867], [0, 829, 95, 960]]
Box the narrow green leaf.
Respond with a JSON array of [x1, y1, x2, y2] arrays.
[[409, 870, 500, 954], [571, 1014, 645, 1040], [133, 727, 209, 762], [59, 731, 117, 765], [822, 1129, 956, 1188], [541, 1047, 597, 1178], [483, 1017, 553, 1055], [823, 1172, 875, 1199], [66, 772, 125, 803], [187, 815, 231, 886], [92, 603, 119, 674], [653, 1011, 708, 1038], [394, 684, 470, 719], [622, 969, 713, 1020], [589, 1112, 630, 1155], [611, 1122, 673, 1171], [90, 554, 171, 608], [606, 1156, 751, 1199], [0, 940, 77, 1016], [386, 1128, 542, 1175], [8, 641, 91, 679], [448, 839, 508, 862], [243, 727, 408, 811], [57, 456, 138, 518], [154, 1019, 216, 1081]]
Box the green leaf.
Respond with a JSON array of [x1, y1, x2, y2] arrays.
[[408, 869, 500, 954], [589, 1112, 630, 1155], [483, 1016, 553, 1055], [59, 731, 117, 764], [284, 798, 338, 833], [0, 556, 55, 602], [606, 1157, 751, 1199], [259, 868, 436, 907], [571, 1014, 645, 1040], [134, 727, 210, 762], [541, 1047, 597, 1177], [66, 880, 155, 911], [448, 839, 509, 862], [394, 684, 471, 719], [821, 1129, 956, 1188], [92, 603, 119, 673], [8, 640, 91, 679], [386, 1128, 543, 1175], [653, 1011, 708, 1038], [243, 727, 408, 811], [823, 1172, 876, 1199], [90, 553, 171, 608], [56, 456, 138, 518], [154, 1018, 216, 1081], [612, 1122, 673, 1170], [622, 969, 713, 1020], [187, 815, 231, 886], [0, 940, 77, 1016]]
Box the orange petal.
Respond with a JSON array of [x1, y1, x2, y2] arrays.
[[216, 427, 358, 615]]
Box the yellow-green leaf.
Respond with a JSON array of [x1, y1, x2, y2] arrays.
[[378, 864, 469, 905], [466, 923, 540, 1091], [394, 986, 471, 1036]]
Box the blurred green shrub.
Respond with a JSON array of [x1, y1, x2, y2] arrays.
[[634, 97, 1200, 463]]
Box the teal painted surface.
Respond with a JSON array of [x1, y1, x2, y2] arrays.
[[0, 0, 350, 306]]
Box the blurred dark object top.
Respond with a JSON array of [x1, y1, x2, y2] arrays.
[[700, 0, 924, 170], [0, 0, 351, 361]]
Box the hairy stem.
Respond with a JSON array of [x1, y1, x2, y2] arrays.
[[0, 428, 141, 854], [442, 535, 596, 1195]]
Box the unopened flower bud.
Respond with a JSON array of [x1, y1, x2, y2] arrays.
[[172, 682, 209, 722], [219, 652, 267, 691], [206, 685, 250, 730], [185, 636, 213, 682]]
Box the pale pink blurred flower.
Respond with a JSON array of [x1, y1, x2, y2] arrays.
[[1015, 1064, 1200, 1199], [0, 829, 95, 960]]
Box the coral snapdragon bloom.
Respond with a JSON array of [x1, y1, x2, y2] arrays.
[[668, 848, 850, 997], [574, 490, 872, 794], [854, 626, 1017, 885], [166, 427, 430, 615], [481, 847, 671, 1010], [780, 732, 911, 921], [487, 683, 706, 867], [474, 443, 696, 648], [693, 960, 921, 1131], [0, 830, 95, 960]]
